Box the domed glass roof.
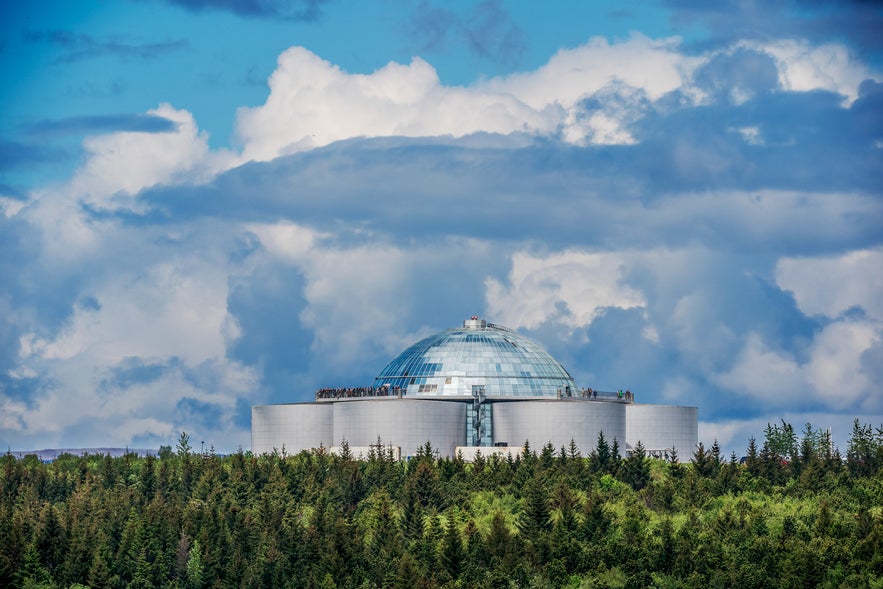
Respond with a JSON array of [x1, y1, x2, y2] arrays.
[[372, 318, 577, 397]]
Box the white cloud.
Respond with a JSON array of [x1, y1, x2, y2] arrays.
[[485, 249, 646, 331], [742, 40, 879, 104], [484, 34, 695, 108], [68, 104, 235, 210], [804, 320, 878, 410], [6, 246, 256, 450], [235, 37, 711, 161], [0, 197, 26, 218], [233, 36, 881, 165], [248, 221, 497, 366], [776, 247, 883, 320], [236, 47, 557, 162], [7, 356, 256, 449], [714, 332, 805, 403], [22, 258, 232, 364], [714, 320, 880, 412]]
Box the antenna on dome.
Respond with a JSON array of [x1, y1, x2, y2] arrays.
[[464, 315, 486, 329]]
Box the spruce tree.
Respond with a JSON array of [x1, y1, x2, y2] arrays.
[[621, 441, 650, 490], [591, 431, 610, 474], [440, 511, 463, 580]]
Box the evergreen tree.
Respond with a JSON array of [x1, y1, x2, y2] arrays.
[[620, 441, 650, 490], [393, 553, 420, 589], [710, 439, 722, 476], [440, 511, 463, 580], [692, 442, 714, 478], [35, 502, 66, 575], [518, 475, 552, 541], [847, 419, 880, 477], [185, 539, 204, 589], [667, 447, 682, 479], [745, 436, 760, 476], [485, 511, 513, 570], [141, 453, 156, 501], [539, 442, 556, 471], [399, 486, 424, 542], [590, 431, 611, 474], [609, 438, 622, 475]]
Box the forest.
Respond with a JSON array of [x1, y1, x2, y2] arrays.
[[2, 419, 882, 589]]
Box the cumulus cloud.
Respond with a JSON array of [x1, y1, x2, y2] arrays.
[[234, 35, 880, 164], [776, 248, 883, 320], [235, 47, 556, 161], [742, 39, 879, 104], [3, 31, 881, 453], [66, 103, 234, 210], [712, 248, 883, 416], [4, 237, 258, 449], [235, 37, 695, 161], [485, 249, 646, 332], [20, 259, 233, 364], [246, 221, 502, 370]]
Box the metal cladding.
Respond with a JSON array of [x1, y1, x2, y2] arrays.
[[626, 404, 698, 458], [493, 399, 626, 454], [251, 317, 699, 459], [252, 403, 332, 454], [333, 398, 465, 457]]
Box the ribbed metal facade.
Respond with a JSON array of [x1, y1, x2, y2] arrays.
[[493, 399, 627, 455], [625, 404, 698, 458], [251, 403, 332, 455], [332, 398, 465, 457]]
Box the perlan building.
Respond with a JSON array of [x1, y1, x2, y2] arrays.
[[252, 317, 697, 459]]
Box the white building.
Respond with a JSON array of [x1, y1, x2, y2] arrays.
[[252, 317, 697, 460]]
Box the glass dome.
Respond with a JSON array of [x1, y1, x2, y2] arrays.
[[372, 317, 577, 397]]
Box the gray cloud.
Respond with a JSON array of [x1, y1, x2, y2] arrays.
[[152, 0, 331, 20], [0, 139, 68, 171], [406, 0, 527, 66], [24, 29, 188, 63], [665, 0, 883, 57], [24, 114, 179, 137], [3, 24, 882, 453], [139, 83, 883, 252]]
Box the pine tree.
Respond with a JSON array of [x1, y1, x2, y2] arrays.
[[692, 442, 713, 478], [539, 442, 555, 471], [609, 438, 622, 475], [485, 511, 512, 569], [710, 439, 722, 476], [518, 474, 551, 563], [745, 436, 760, 476], [591, 431, 610, 474], [400, 486, 424, 542], [621, 441, 650, 490], [667, 447, 682, 479], [440, 511, 463, 580], [393, 553, 420, 589]]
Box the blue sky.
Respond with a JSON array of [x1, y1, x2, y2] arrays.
[[1, 0, 881, 454]]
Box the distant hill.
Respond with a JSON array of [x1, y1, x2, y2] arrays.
[[7, 448, 157, 461]]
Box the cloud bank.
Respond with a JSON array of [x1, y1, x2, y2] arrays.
[[2, 31, 881, 454]]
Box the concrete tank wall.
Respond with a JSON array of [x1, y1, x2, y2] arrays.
[[332, 398, 466, 458], [492, 399, 626, 456], [625, 404, 698, 460], [251, 403, 333, 455]]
